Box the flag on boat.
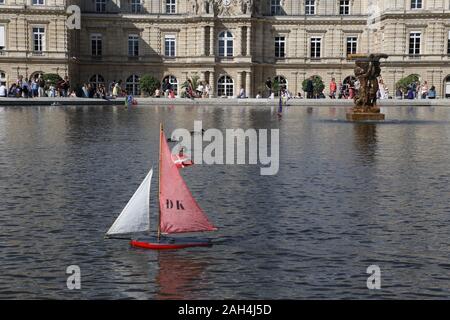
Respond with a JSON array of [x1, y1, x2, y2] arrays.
[[160, 131, 217, 234], [172, 151, 194, 169]]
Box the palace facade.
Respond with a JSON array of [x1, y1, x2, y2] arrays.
[[1, 0, 450, 97]]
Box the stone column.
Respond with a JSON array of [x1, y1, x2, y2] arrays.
[[209, 71, 215, 97], [292, 72, 298, 96], [210, 25, 215, 56], [237, 26, 243, 56], [246, 25, 251, 56], [436, 70, 443, 98], [236, 72, 243, 97], [246, 71, 252, 98]]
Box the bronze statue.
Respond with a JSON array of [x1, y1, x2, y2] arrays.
[[352, 53, 388, 113]]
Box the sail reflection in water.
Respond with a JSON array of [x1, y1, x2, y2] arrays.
[[155, 252, 208, 300]]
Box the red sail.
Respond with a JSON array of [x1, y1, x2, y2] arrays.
[[159, 131, 217, 234]]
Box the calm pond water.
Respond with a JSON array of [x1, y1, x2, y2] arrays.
[[0, 104, 450, 299]]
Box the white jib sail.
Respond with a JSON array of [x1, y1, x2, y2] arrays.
[[106, 169, 153, 236]]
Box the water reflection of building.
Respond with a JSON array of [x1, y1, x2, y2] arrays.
[[1, 1, 450, 97]]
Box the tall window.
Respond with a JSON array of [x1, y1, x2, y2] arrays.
[[305, 0, 315, 15], [164, 35, 176, 57], [126, 75, 140, 95], [128, 35, 139, 57], [218, 75, 234, 97], [96, 0, 106, 13], [275, 36, 286, 58], [409, 32, 421, 56], [339, 0, 350, 15], [346, 36, 357, 55], [166, 0, 176, 13], [32, 0, 44, 5], [310, 37, 321, 58], [271, 0, 282, 15], [131, 0, 142, 13], [448, 31, 450, 55], [0, 25, 5, 50], [218, 31, 233, 57], [91, 34, 102, 56], [33, 27, 45, 52], [411, 0, 422, 9]]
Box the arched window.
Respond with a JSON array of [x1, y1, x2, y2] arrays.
[[31, 71, 44, 81], [162, 75, 178, 95], [218, 31, 233, 57], [217, 75, 234, 97], [274, 75, 288, 94], [343, 76, 356, 85], [445, 75, 450, 98], [0, 71, 6, 86], [89, 74, 105, 89], [126, 74, 140, 95]]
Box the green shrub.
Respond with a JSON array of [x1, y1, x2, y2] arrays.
[[139, 74, 160, 96], [396, 74, 420, 91], [43, 73, 62, 86], [302, 75, 325, 96]]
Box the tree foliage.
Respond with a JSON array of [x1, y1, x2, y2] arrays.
[[140, 74, 160, 96], [43, 73, 62, 86], [302, 75, 325, 96], [396, 74, 420, 91]]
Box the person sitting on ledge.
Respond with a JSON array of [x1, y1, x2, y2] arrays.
[[427, 86, 436, 99], [154, 88, 161, 98], [406, 86, 415, 100], [238, 87, 246, 98]]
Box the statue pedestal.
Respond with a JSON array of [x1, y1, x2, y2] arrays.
[[346, 113, 385, 121]]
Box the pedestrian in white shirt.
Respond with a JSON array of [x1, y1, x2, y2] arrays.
[[0, 83, 7, 97]]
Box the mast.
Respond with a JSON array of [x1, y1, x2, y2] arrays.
[[157, 123, 163, 241]]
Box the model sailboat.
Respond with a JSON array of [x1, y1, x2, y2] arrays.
[[106, 124, 217, 250]]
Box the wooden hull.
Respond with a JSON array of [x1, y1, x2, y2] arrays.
[[131, 239, 212, 250]]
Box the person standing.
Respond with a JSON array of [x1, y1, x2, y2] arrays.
[[306, 76, 314, 99], [329, 78, 337, 99], [204, 81, 211, 98], [31, 78, 38, 97], [378, 78, 386, 99], [265, 77, 272, 97], [0, 82, 6, 97], [196, 81, 204, 98], [112, 81, 120, 97], [82, 83, 89, 98], [37, 75, 45, 97], [62, 76, 70, 97], [22, 78, 30, 98], [421, 81, 429, 99]]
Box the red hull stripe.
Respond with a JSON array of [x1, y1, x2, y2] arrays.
[[130, 240, 211, 250]]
